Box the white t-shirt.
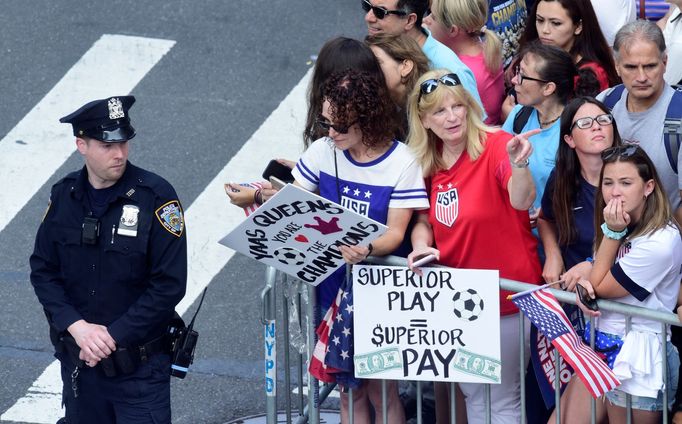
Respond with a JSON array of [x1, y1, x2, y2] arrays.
[[597, 224, 682, 335], [663, 6, 682, 85], [591, 0, 636, 47]]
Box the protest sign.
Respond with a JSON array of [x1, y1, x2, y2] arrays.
[[219, 184, 387, 285], [353, 265, 501, 383]]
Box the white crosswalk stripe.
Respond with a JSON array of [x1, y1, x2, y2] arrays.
[[0, 30, 310, 419]]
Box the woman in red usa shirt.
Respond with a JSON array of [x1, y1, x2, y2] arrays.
[[405, 69, 542, 424]]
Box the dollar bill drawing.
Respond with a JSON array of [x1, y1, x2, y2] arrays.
[[354, 348, 402, 377], [452, 348, 501, 383]]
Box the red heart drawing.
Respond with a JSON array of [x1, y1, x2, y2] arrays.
[[294, 234, 309, 243]]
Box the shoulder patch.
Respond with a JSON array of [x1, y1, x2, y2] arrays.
[[155, 200, 185, 237]]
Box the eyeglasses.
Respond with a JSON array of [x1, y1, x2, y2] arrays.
[[316, 119, 357, 134], [600, 144, 638, 161], [570, 113, 614, 131], [418, 73, 461, 102], [514, 65, 550, 85], [362, 0, 407, 19]]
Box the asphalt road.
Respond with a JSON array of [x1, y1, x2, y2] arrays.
[[0, 1, 365, 423]]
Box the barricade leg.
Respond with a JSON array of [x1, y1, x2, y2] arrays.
[[416, 381, 423, 424], [305, 283, 320, 424], [282, 274, 293, 424], [519, 313, 526, 424], [449, 382, 456, 424], [662, 322, 668, 424], [261, 266, 278, 424], [589, 314, 597, 424], [553, 343, 561, 423]]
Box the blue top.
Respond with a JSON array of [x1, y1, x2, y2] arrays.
[[541, 169, 596, 269]]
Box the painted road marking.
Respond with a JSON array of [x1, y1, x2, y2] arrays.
[[1, 60, 311, 422], [1, 34, 176, 423], [0, 34, 175, 235]]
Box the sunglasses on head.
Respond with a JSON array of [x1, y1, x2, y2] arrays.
[[362, 0, 407, 19], [570, 113, 614, 131], [316, 119, 357, 135], [601, 144, 638, 161], [418, 73, 461, 102]]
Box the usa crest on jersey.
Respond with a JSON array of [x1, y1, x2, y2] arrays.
[[435, 188, 458, 227]]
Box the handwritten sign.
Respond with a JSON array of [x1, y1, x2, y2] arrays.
[[353, 265, 501, 383], [220, 184, 387, 286]]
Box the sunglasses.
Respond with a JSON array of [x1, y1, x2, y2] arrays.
[[514, 65, 550, 85], [362, 0, 407, 19], [570, 113, 614, 131], [418, 73, 461, 102], [600, 144, 638, 161], [316, 119, 357, 134]]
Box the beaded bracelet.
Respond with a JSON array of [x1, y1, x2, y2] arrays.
[[511, 158, 529, 168], [600, 222, 627, 240]]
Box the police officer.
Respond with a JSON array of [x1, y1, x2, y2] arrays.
[[29, 96, 187, 423]]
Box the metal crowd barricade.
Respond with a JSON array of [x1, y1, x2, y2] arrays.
[[260, 255, 682, 423]]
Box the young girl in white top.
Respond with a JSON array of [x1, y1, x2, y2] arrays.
[[576, 144, 682, 423]]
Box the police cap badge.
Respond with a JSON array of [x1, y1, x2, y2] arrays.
[[59, 96, 136, 142]]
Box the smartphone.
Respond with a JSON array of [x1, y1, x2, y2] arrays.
[[262, 160, 294, 183], [576, 285, 599, 312]]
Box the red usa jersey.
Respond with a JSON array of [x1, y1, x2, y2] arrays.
[[427, 131, 542, 314]]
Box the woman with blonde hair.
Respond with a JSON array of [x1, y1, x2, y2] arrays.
[[424, 0, 505, 124], [406, 69, 542, 423]]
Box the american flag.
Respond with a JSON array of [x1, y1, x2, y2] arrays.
[[512, 289, 620, 398], [225, 182, 263, 216], [308, 275, 362, 389], [309, 289, 341, 383]]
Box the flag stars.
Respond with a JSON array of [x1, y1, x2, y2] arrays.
[[340, 350, 349, 360], [335, 313, 343, 322], [342, 327, 351, 337], [332, 336, 340, 346], [344, 304, 354, 314]]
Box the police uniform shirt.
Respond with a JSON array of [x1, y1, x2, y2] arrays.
[[29, 162, 187, 348]]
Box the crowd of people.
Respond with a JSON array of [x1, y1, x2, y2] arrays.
[[31, 0, 681, 423], [228, 0, 682, 423]]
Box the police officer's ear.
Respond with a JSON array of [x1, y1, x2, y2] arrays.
[[75, 136, 89, 155]]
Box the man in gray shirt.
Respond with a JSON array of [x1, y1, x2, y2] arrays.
[[598, 20, 682, 223]]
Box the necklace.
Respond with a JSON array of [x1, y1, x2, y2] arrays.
[[540, 114, 560, 127]]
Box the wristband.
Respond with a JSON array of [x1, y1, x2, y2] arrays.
[[254, 189, 263, 206], [585, 257, 594, 264], [366, 243, 374, 257], [511, 158, 529, 168], [600, 222, 627, 240]]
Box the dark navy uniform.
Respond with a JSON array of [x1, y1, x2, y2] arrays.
[[29, 96, 187, 424]]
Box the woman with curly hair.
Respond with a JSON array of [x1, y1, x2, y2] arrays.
[[294, 68, 429, 423]]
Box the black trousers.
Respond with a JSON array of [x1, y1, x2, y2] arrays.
[[59, 353, 172, 424]]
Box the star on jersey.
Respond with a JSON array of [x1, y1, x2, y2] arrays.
[[353, 188, 360, 196], [364, 190, 372, 199]]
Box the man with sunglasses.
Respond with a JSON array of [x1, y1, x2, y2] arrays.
[[598, 20, 682, 224], [362, 0, 485, 115]]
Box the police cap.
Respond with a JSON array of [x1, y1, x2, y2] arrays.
[[60, 96, 136, 142]]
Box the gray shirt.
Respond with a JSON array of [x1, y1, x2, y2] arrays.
[[598, 85, 681, 211]]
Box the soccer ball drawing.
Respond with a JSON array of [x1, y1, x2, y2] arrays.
[[273, 247, 306, 266], [452, 289, 485, 321]]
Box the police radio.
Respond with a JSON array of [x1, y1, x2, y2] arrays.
[[168, 288, 207, 379]]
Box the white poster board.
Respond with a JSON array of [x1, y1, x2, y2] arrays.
[[219, 184, 387, 285], [353, 265, 501, 383]]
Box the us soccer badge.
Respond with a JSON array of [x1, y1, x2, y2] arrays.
[[118, 205, 140, 237], [435, 184, 458, 227], [155, 200, 184, 237]]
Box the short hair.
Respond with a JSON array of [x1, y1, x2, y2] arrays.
[[323, 69, 397, 149], [613, 19, 667, 61], [304, 37, 385, 148], [398, 0, 429, 28], [519, 41, 577, 103], [406, 69, 494, 177]]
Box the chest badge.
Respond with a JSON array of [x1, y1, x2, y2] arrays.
[[118, 205, 140, 237], [435, 187, 458, 227]]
